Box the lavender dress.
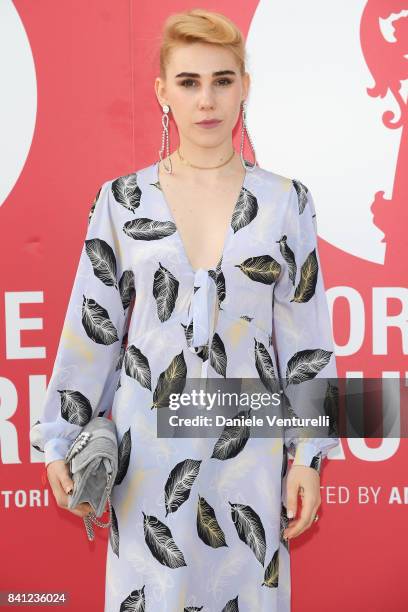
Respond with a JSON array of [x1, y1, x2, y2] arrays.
[[30, 160, 339, 612]]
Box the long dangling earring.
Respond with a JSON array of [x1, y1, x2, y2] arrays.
[[159, 104, 172, 174], [240, 100, 258, 171]]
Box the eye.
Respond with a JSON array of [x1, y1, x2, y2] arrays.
[[179, 78, 234, 88], [180, 79, 197, 87]]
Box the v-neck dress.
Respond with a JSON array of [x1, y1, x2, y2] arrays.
[[30, 160, 339, 612]]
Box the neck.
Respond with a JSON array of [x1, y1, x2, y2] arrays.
[[177, 138, 236, 168], [164, 140, 243, 181]]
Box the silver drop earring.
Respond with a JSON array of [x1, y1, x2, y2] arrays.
[[159, 104, 172, 174], [240, 100, 258, 171]]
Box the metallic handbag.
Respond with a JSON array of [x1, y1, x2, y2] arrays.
[[64, 417, 119, 541]]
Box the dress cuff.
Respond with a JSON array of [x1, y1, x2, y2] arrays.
[[44, 438, 72, 467], [291, 441, 323, 473]]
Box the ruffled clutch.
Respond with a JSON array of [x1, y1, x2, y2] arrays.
[[64, 417, 118, 541]]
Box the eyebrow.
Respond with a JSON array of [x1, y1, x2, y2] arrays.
[[175, 70, 237, 78]]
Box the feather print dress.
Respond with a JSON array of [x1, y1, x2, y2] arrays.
[[30, 160, 339, 612]]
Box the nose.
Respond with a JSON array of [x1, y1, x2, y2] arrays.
[[198, 88, 216, 109]]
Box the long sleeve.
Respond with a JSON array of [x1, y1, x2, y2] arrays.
[[30, 180, 134, 467], [271, 180, 339, 470]]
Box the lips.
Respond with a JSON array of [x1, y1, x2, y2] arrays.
[[196, 119, 222, 127]]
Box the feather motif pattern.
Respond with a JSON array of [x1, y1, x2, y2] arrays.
[[81, 296, 120, 345], [262, 548, 279, 588], [254, 339, 280, 393], [231, 187, 258, 234], [276, 234, 296, 286], [286, 348, 333, 385], [115, 428, 132, 485], [88, 186, 101, 225], [291, 249, 318, 303], [59, 389, 92, 425], [119, 270, 135, 310], [229, 502, 266, 565], [292, 179, 308, 214], [142, 512, 187, 568], [123, 218, 177, 241], [196, 494, 228, 548], [211, 408, 252, 460], [111, 173, 142, 213], [164, 458, 202, 516], [85, 238, 118, 289], [235, 255, 281, 285], [119, 585, 145, 611], [221, 596, 240, 612], [124, 345, 152, 390], [209, 333, 227, 377], [152, 351, 187, 409], [152, 263, 179, 322], [109, 504, 120, 558]]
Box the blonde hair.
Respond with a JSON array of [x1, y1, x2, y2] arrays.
[[159, 8, 247, 79]]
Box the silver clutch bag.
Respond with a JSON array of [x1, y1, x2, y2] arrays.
[[64, 417, 118, 541]]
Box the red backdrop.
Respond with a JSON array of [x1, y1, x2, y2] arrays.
[[1, 1, 407, 611]]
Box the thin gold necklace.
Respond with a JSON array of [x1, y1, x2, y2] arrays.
[[177, 147, 236, 169]]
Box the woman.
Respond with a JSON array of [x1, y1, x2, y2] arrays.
[[30, 8, 339, 611]]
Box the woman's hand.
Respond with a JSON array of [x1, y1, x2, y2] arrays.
[[46, 460, 93, 518], [283, 464, 321, 540]]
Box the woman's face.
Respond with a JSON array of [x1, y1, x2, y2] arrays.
[[155, 42, 249, 147]]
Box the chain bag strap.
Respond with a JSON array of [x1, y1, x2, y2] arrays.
[[83, 492, 113, 541]]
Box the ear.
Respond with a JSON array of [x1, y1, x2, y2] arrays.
[[154, 77, 167, 107], [242, 72, 250, 101]]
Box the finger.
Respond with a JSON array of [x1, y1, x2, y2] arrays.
[[69, 502, 93, 518], [284, 498, 317, 539], [47, 473, 66, 506], [54, 479, 72, 508], [287, 504, 320, 539], [54, 490, 69, 509], [72, 502, 92, 512], [47, 469, 73, 503], [70, 507, 91, 518], [284, 505, 319, 539], [59, 471, 74, 496], [77, 502, 93, 513], [286, 481, 299, 520], [54, 478, 75, 511], [46, 461, 72, 492]]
